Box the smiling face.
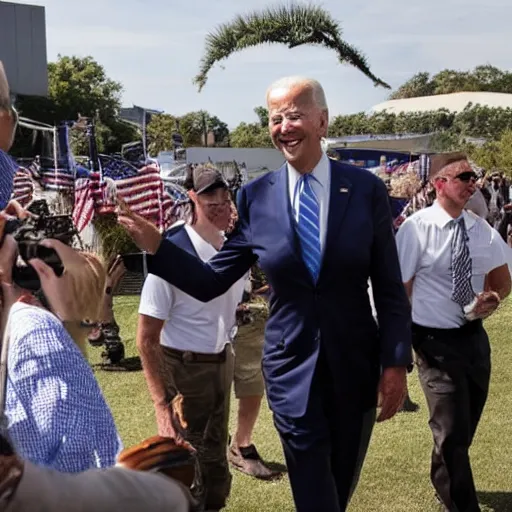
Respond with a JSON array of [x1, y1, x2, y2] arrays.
[[267, 84, 328, 174]]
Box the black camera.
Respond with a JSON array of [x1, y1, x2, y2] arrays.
[[3, 200, 76, 291]]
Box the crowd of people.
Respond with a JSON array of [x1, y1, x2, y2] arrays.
[[1, 60, 511, 512]]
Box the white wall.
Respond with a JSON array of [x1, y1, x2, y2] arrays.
[[186, 147, 284, 172]]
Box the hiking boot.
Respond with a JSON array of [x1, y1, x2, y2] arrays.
[[228, 444, 283, 481]]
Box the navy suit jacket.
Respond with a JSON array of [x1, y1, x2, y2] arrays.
[[149, 159, 412, 418]]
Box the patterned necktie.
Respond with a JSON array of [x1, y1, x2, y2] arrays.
[[297, 174, 321, 281], [451, 217, 474, 307]]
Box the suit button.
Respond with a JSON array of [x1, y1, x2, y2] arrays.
[[277, 340, 285, 350]]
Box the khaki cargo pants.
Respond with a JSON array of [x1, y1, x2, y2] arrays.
[[233, 316, 265, 398], [162, 344, 234, 510]]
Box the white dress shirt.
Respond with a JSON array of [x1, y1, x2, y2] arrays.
[[288, 152, 331, 252], [139, 225, 246, 353], [396, 201, 508, 328]]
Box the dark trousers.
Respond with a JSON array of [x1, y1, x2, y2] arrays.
[[273, 352, 375, 512], [162, 345, 234, 510], [413, 322, 491, 512]]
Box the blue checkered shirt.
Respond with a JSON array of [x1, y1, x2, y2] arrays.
[[5, 303, 123, 472], [0, 149, 17, 210]]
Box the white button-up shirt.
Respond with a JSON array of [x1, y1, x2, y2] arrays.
[[396, 201, 508, 328], [139, 225, 246, 353], [288, 152, 331, 252]]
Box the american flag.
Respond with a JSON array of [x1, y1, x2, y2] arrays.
[[12, 167, 35, 206], [38, 156, 75, 192], [73, 157, 175, 233], [40, 168, 75, 191], [73, 176, 95, 232]]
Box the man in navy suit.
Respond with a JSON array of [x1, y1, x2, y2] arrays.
[[119, 76, 412, 511]]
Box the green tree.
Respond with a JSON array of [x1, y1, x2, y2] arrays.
[[329, 106, 512, 141], [464, 130, 512, 175], [253, 106, 269, 127], [389, 65, 512, 99], [146, 113, 178, 155], [179, 111, 229, 147], [13, 55, 138, 156], [194, 4, 390, 92], [230, 122, 273, 148], [388, 72, 434, 100]]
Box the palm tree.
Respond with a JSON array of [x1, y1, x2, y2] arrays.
[[194, 4, 390, 91]]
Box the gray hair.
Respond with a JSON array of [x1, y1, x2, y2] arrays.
[[266, 76, 328, 112]]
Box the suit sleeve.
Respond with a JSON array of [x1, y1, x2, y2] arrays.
[[369, 179, 412, 368], [148, 186, 258, 302]]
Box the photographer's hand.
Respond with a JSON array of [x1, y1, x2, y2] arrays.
[[27, 239, 85, 322], [3, 201, 32, 220]]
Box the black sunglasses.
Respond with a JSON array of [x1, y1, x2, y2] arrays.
[[454, 171, 477, 182]]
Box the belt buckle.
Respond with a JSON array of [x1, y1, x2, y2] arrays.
[[182, 351, 194, 363]]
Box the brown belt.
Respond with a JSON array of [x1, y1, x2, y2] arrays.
[[162, 345, 227, 363]]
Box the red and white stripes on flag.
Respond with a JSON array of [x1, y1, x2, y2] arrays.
[[73, 177, 95, 233], [12, 167, 35, 206], [73, 165, 175, 233]]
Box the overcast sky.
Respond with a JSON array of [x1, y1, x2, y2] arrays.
[[15, 0, 512, 127]]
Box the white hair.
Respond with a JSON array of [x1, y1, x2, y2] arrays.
[[266, 76, 328, 112]]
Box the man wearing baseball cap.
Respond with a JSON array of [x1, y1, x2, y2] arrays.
[[137, 164, 247, 511]]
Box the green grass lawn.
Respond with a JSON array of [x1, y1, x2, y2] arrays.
[[90, 296, 512, 512]]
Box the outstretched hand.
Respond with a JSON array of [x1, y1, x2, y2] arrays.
[[28, 239, 86, 322], [116, 196, 162, 255]]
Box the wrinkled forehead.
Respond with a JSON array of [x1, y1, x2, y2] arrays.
[[267, 85, 315, 114]]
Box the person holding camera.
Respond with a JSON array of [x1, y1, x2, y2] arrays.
[[0, 223, 123, 472], [0, 61, 197, 511], [0, 61, 121, 472]]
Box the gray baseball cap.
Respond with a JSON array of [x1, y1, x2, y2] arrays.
[[193, 166, 228, 194]]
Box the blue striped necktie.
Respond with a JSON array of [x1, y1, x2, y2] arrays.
[[297, 174, 321, 281]]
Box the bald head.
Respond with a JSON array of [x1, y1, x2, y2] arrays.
[[266, 76, 328, 113]]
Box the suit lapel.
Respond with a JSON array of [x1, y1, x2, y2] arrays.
[[268, 164, 306, 269], [322, 161, 352, 268]]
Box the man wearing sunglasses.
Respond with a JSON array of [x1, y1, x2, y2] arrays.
[[396, 152, 511, 512]]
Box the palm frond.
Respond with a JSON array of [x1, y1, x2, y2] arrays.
[[194, 4, 390, 91]]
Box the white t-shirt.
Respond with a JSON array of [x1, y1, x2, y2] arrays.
[[138, 225, 246, 354]]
